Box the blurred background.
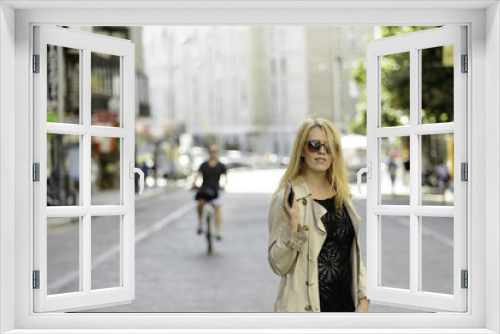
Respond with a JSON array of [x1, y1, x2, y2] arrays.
[[45, 26, 456, 313], [46, 26, 454, 203]]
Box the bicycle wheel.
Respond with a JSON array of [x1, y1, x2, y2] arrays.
[[206, 212, 213, 254]]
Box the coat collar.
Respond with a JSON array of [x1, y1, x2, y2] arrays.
[[292, 176, 311, 200], [292, 176, 361, 231]]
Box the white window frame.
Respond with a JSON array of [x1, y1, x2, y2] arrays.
[[1, 1, 499, 333]]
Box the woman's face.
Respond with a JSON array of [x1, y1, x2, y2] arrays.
[[301, 126, 333, 174]]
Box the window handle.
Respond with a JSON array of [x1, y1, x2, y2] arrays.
[[357, 162, 372, 194], [129, 161, 145, 195]]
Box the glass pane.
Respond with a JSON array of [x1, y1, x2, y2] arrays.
[[421, 134, 454, 206], [381, 136, 410, 205], [47, 134, 80, 206], [421, 46, 454, 124], [47, 45, 80, 124], [421, 217, 454, 294], [380, 52, 410, 127], [91, 137, 121, 205], [47, 217, 81, 294], [91, 216, 121, 290], [381, 215, 410, 290], [91, 52, 121, 127]]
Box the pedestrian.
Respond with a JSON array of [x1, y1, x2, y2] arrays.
[[388, 155, 397, 194], [268, 117, 369, 313], [191, 143, 227, 240], [435, 158, 450, 201], [91, 151, 100, 194]]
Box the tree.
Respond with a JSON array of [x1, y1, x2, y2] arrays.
[[349, 26, 453, 134]]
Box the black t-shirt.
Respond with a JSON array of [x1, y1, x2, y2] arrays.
[[199, 161, 227, 191]]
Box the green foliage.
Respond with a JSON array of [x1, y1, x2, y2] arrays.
[[349, 26, 453, 134], [204, 134, 216, 147], [47, 111, 59, 139], [226, 142, 240, 150]]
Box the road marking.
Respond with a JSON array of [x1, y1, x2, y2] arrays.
[[47, 202, 196, 293], [135, 202, 196, 243]]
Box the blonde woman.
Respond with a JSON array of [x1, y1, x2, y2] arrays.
[[268, 118, 369, 313]]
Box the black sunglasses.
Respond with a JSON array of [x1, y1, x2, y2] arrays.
[[307, 140, 332, 153]]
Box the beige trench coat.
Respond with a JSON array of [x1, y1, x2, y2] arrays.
[[268, 178, 367, 312]]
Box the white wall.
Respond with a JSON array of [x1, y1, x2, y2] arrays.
[[486, 2, 500, 333], [0, 2, 16, 333]]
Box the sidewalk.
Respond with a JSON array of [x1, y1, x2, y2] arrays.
[[47, 185, 179, 229]]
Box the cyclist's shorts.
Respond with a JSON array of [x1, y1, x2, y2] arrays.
[[210, 190, 224, 206], [195, 187, 218, 201], [195, 187, 223, 205]]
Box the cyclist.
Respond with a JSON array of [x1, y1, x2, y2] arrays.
[[191, 144, 227, 240]]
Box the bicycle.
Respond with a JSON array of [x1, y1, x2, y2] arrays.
[[202, 201, 216, 255], [192, 186, 218, 255]]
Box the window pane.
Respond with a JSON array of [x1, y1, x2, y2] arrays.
[[381, 215, 410, 290], [91, 216, 121, 290], [47, 45, 80, 124], [380, 136, 410, 205], [421, 134, 454, 206], [47, 134, 80, 206], [421, 46, 454, 124], [47, 217, 81, 295], [91, 137, 121, 205], [380, 52, 410, 127], [91, 52, 121, 127], [421, 217, 454, 294]]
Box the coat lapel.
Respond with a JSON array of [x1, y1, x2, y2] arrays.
[[344, 199, 361, 235], [293, 178, 327, 233], [312, 201, 327, 233]]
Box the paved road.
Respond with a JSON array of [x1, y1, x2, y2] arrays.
[[46, 169, 454, 313]]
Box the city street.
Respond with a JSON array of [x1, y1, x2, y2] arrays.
[[47, 169, 453, 313]]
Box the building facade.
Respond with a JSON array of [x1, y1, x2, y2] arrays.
[[143, 26, 374, 156]]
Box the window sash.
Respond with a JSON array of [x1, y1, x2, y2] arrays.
[[366, 26, 467, 312], [33, 25, 136, 313]]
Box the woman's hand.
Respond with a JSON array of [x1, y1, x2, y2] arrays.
[[283, 181, 300, 232], [355, 298, 370, 312]]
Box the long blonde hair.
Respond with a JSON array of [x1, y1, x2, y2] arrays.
[[274, 118, 352, 210]]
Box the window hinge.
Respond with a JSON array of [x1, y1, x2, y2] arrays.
[[33, 163, 40, 182], [33, 270, 40, 289], [33, 54, 40, 73], [461, 270, 468, 289], [461, 54, 468, 73], [461, 162, 468, 181]]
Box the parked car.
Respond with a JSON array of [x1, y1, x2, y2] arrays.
[[341, 134, 367, 182], [219, 150, 251, 169]]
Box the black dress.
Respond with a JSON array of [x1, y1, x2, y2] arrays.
[[314, 196, 356, 312]]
